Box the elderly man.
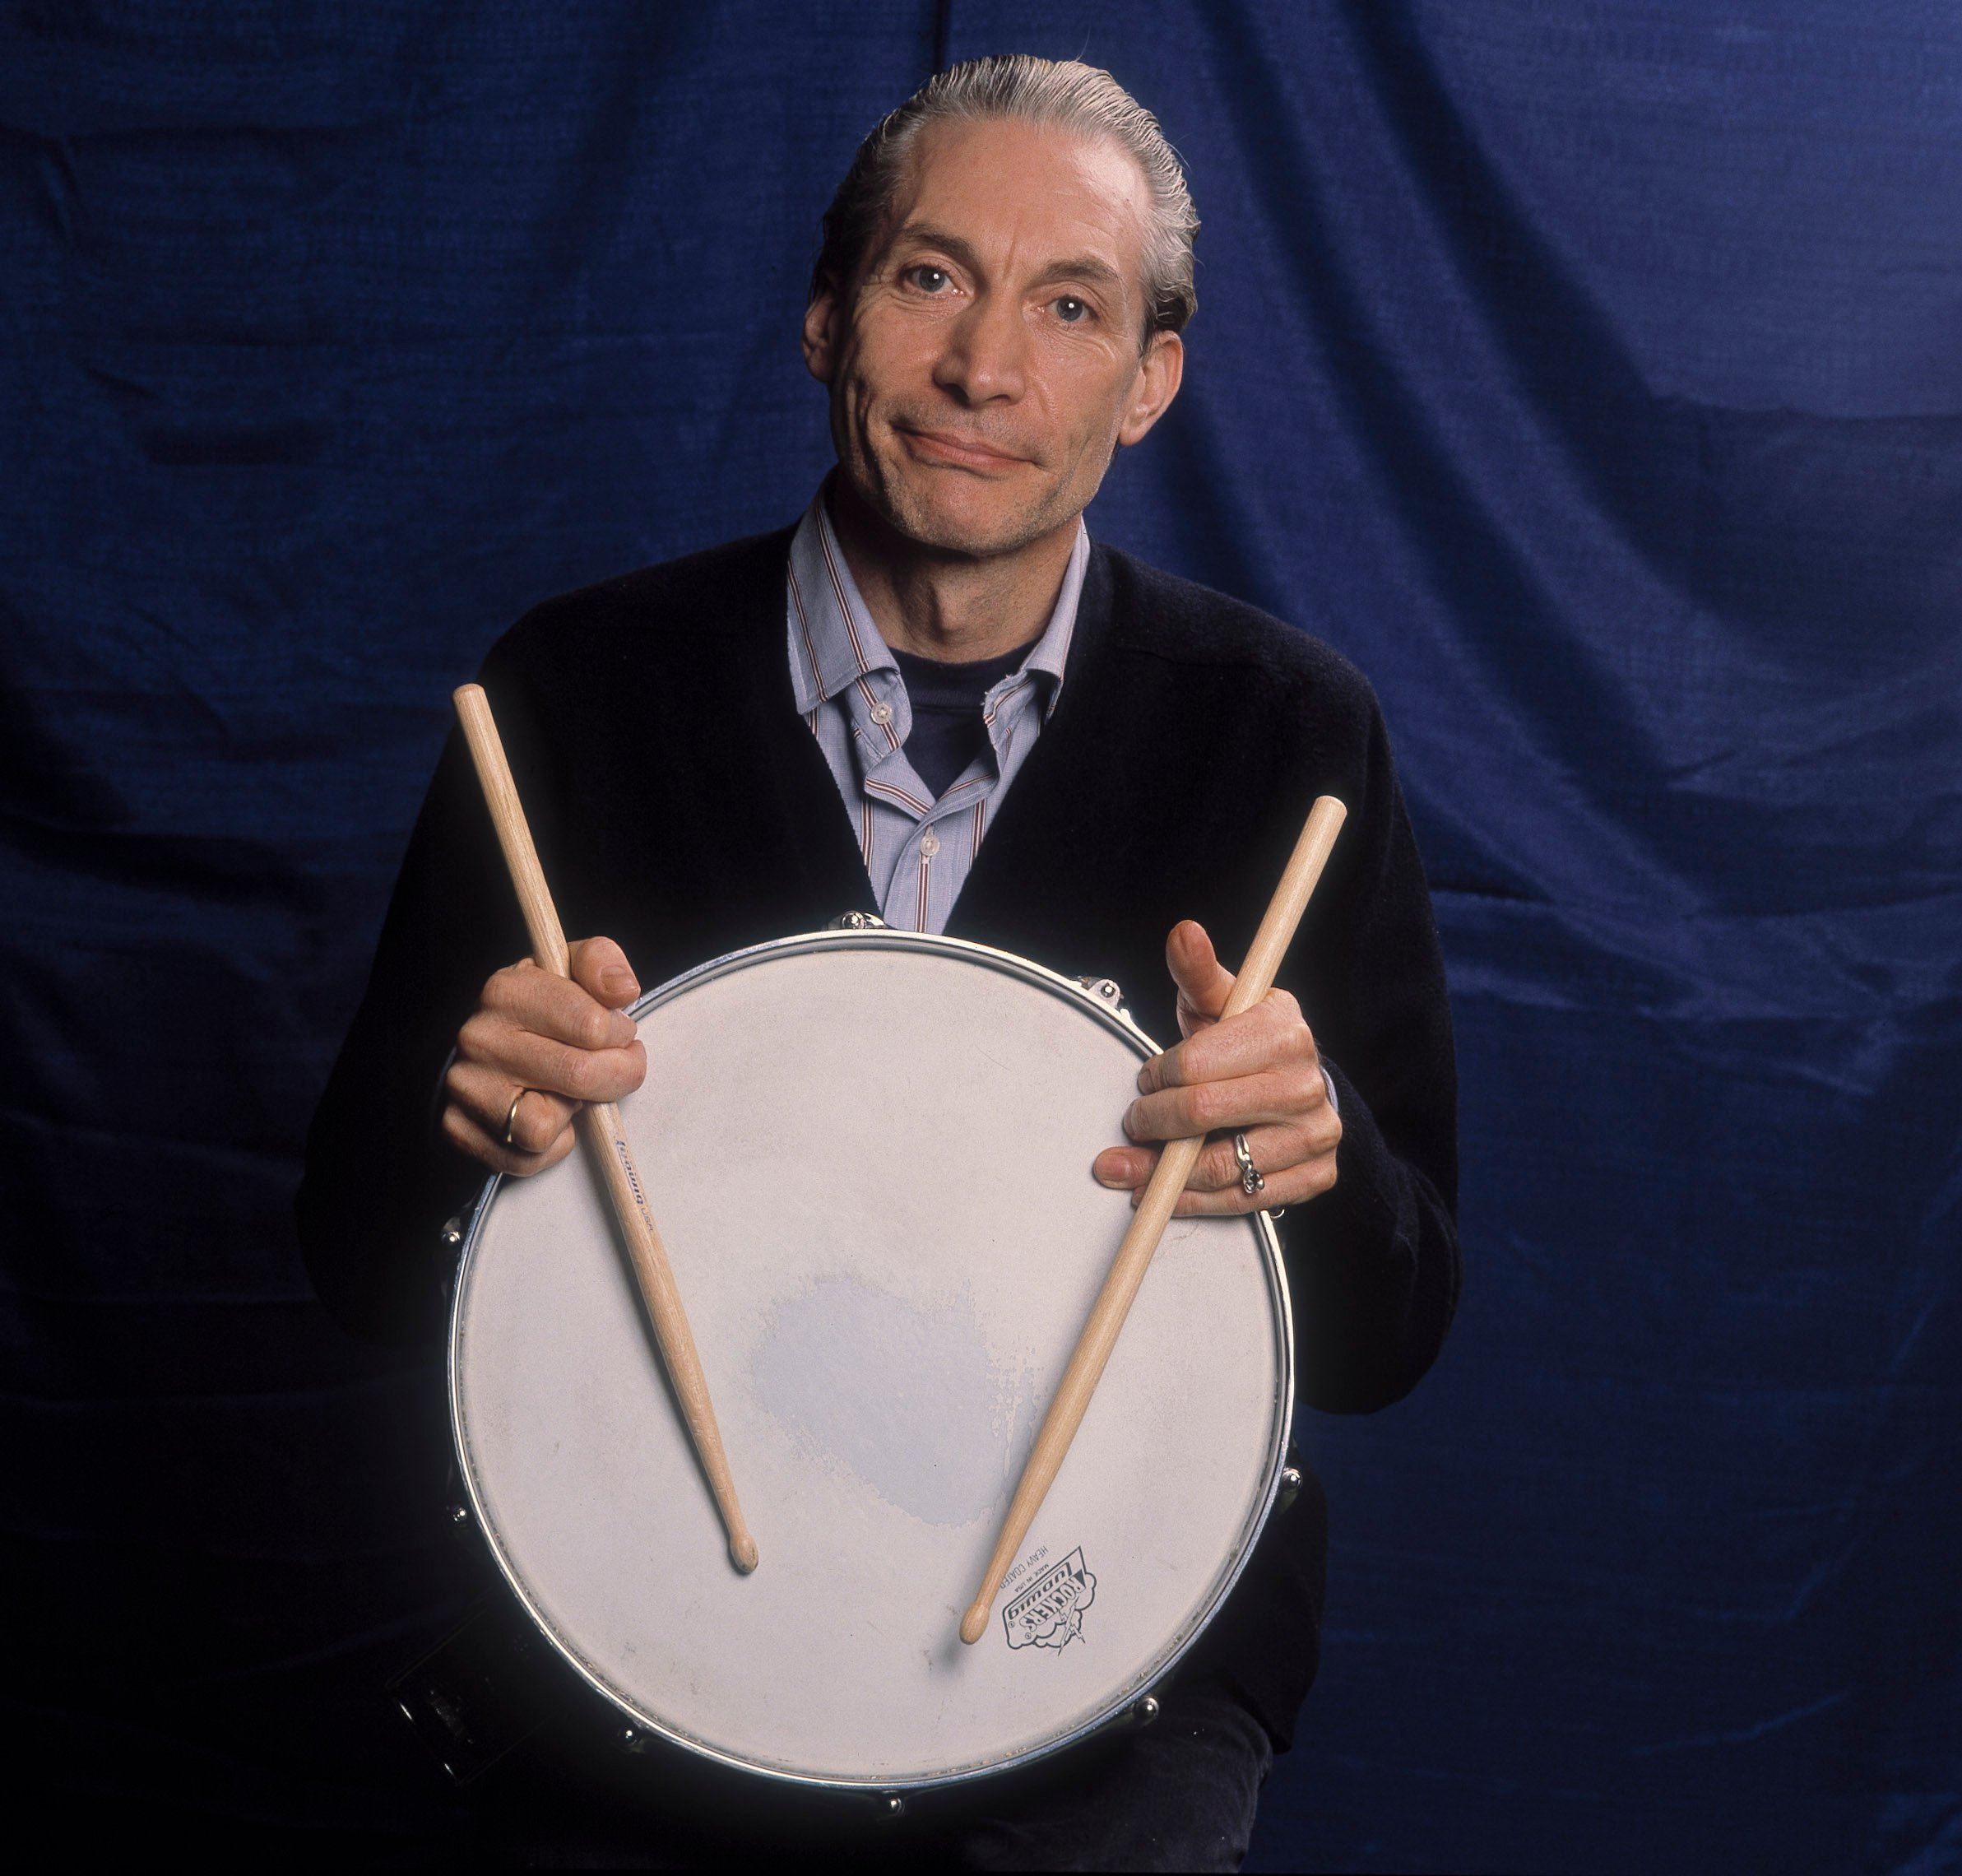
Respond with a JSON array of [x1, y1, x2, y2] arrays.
[[301, 54, 1457, 1872]]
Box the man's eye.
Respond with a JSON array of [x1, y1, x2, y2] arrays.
[[1055, 296, 1090, 323], [911, 266, 951, 293]]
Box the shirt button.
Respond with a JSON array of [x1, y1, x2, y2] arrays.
[[920, 831, 941, 859], [870, 701, 893, 726]]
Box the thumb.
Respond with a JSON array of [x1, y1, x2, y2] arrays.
[[569, 936, 641, 1010], [1166, 920, 1236, 1034]]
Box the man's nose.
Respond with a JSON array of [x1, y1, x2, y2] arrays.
[[932, 290, 1027, 404]]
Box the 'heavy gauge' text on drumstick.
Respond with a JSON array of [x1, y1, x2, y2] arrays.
[[452, 682, 760, 1576], [959, 794, 1347, 1645]]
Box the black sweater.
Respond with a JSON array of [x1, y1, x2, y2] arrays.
[[298, 527, 1459, 1749]]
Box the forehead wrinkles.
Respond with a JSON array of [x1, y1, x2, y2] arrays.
[[873, 120, 1151, 305]]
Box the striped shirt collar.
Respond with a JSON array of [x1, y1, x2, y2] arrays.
[[786, 484, 1088, 722]]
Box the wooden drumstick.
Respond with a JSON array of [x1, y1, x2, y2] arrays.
[[958, 794, 1347, 1646], [452, 683, 759, 1576]]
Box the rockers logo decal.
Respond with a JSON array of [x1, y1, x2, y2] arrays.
[[1002, 1548, 1097, 1651]]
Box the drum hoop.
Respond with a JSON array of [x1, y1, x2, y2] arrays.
[[448, 925, 1296, 1794]]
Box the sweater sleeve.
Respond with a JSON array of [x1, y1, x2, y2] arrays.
[[1273, 686, 1460, 1414], [295, 651, 547, 1344]]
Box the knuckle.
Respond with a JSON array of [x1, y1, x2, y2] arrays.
[[516, 1104, 555, 1154], [1172, 1039, 1213, 1087], [481, 961, 531, 1008], [559, 1051, 601, 1101], [1187, 1081, 1231, 1130]]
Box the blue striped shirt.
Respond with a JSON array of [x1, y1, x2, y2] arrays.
[[786, 488, 1089, 934]]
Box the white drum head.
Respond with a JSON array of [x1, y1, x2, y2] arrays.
[[451, 931, 1292, 1790]]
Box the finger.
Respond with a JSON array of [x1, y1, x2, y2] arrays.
[[1093, 1143, 1159, 1190], [456, 1010, 647, 1105], [443, 1097, 578, 1177], [1137, 991, 1315, 1094], [570, 936, 641, 1010], [1184, 1121, 1325, 1194], [1096, 1117, 1336, 1197], [1166, 920, 1236, 1035], [1122, 1067, 1320, 1146], [444, 1058, 579, 1154], [1170, 1149, 1338, 1216], [481, 959, 638, 1051]]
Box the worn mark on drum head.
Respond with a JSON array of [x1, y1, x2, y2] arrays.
[[1003, 1548, 1097, 1651], [752, 1276, 1037, 1527]]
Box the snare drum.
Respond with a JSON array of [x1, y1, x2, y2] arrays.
[[449, 926, 1293, 1794]]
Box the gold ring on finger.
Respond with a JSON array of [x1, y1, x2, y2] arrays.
[[503, 1087, 532, 1149]]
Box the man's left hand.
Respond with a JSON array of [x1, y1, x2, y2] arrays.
[[1092, 919, 1341, 1215]]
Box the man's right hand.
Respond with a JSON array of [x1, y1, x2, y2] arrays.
[[441, 936, 647, 1174]]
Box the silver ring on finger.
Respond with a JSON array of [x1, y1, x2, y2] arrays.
[[503, 1087, 533, 1149], [1232, 1131, 1265, 1198]]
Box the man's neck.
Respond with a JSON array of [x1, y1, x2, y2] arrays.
[[825, 475, 1078, 663]]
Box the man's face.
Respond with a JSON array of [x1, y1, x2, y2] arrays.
[[803, 116, 1184, 559]]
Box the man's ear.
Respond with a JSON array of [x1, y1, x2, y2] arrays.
[[803, 282, 843, 384], [1116, 330, 1185, 448]]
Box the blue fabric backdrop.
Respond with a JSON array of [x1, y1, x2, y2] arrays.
[[2, 3, 1957, 1869]]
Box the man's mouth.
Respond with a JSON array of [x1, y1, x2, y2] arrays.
[[894, 425, 1030, 471]]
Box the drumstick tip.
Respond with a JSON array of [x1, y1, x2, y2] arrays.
[[959, 1602, 989, 1646], [731, 1532, 759, 1575]]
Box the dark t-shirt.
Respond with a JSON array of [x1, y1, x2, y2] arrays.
[[888, 641, 1033, 798]]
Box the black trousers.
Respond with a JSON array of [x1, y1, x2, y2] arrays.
[[472, 1680, 1274, 1872]]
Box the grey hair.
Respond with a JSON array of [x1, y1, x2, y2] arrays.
[[810, 55, 1199, 342]]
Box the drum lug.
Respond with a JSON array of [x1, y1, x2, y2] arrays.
[[1275, 1465, 1303, 1516], [874, 1791, 906, 1820], [1097, 1690, 1162, 1737], [617, 1725, 649, 1755], [827, 910, 889, 931], [388, 1595, 561, 1785], [1077, 974, 1148, 1038]]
